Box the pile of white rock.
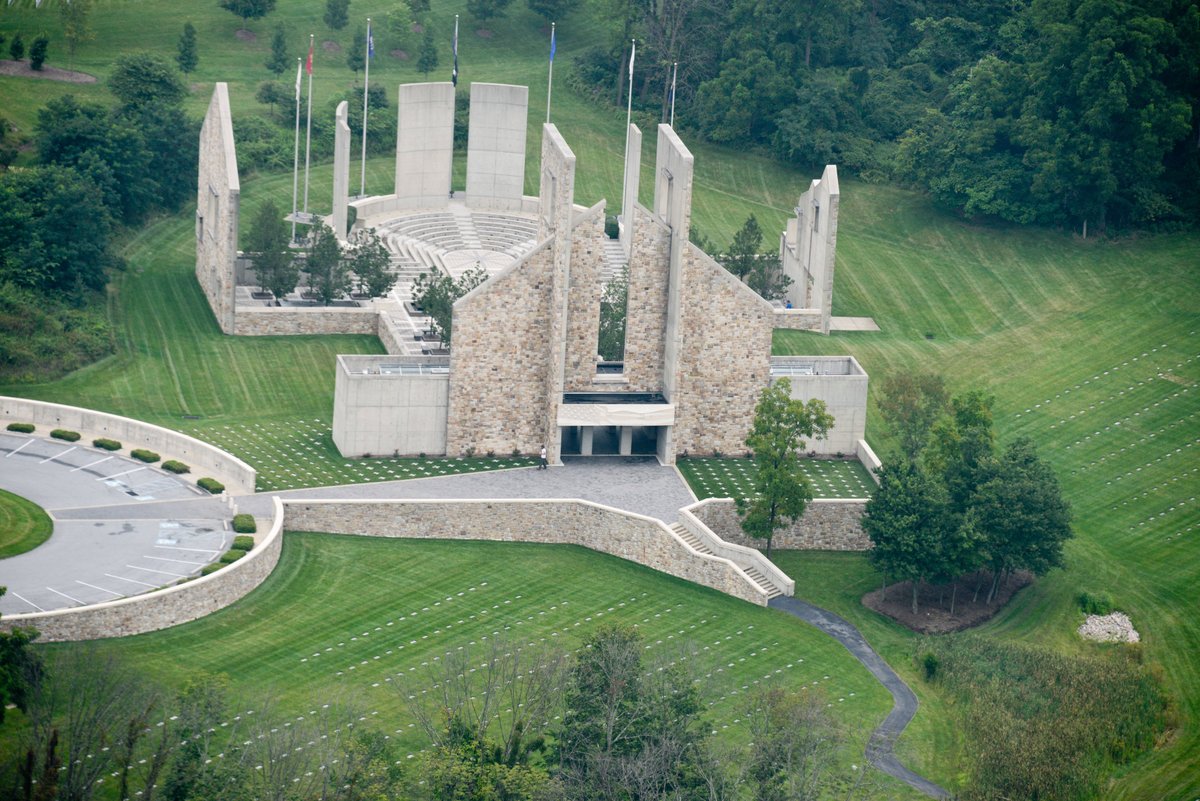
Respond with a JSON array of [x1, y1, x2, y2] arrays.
[[1078, 611, 1140, 643]]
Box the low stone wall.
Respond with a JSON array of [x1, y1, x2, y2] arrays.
[[773, 309, 823, 331], [0, 499, 284, 642], [232, 307, 379, 336], [376, 313, 408, 356], [690, 497, 870, 551], [0, 397, 256, 494], [285, 499, 768, 606]]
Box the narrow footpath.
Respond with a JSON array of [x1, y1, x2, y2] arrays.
[[769, 596, 951, 798]]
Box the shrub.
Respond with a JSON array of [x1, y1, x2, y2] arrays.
[[1078, 590, 1115, 616], [200, 563, 224, 576], [50, 429, 80, 442], [130, 448, 160, 463], [93, 437, 122, 451], [198, 477, 225, 494], [6, 422, 34, 433], [604, 214, 619, 239], [232, 534, 255, 551], [232, 514, 257, 534], [921, 651, 940, 681], [162, 459, 190, 474], [219, 549, 245, 564]]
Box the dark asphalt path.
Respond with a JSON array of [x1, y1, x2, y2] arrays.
[[769, 596, 951, 799]]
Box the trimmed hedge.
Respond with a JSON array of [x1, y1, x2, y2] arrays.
[[131, 448, 160, 463], [162, 459, 190, 474], [6, 422, 34, 433], [232, 534, 255, 551], [197, 477, 225, 494], [50, 429, 80, 442], [218, 549, 245, 564], [232, 514, 256, 534], [1078, 590, 1116, 616], [93, 437, 122, 451], [200, 563, 224, 576]]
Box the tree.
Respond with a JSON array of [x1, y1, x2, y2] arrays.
[[971, 437, 1073, 603], [219, 0, 277, 27], [347, 25, 366, 77], [28, 36, 48, 72], [745, 249, 790, 301], [347, 229, 396, 298], [416, 28, 438, 77], [737, 378, 833, 558], [109, 52, 187, 112], [325, 0, 351, 31], [467, 0, 513, 24], [745, 686, 842, 801], [59, 0, 94, 67], [10, 33, 25, 62], [304, 222, 351, 306], [176, 22, 199, 74], [723, 214, 762, 280], [0, 588, 41, 725], [863, 460, 949, 614], [255, 80, 289, 117], [265, 23, 289, 74], [245, 200, 299, 301], [923, 389, 996, 515], [527, 0, 579, 23], [0, 117, 18, 170], [877, 370, 949, 462], [597, 265, 628, 362], [411, 264, 488, 345]]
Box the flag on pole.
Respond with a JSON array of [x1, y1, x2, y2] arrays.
[[628, 39, 635, 78], [451, 15, 459, 86], [550, 25, 556, 63], [295, 59, 303, 101], [367, 20, 374, 59], [306, 39, 314, 75]]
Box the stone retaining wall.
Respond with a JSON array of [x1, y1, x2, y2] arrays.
[[0, 499, 284, 641], [0, 397, 256, 494], [286, 499, 768, 605], [232, 307, 379, 336], [772, 309, 823, 331], [690, 497, 870, 551]]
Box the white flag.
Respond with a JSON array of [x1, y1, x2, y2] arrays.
[[295, 59, 302, 102], [628, 40, 635, 77]]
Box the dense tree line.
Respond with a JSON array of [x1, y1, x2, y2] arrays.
[[573, 0, 1200, 232]]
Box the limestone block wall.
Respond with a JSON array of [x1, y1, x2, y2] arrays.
[[285, 499, 768, 605], [773, 309, 823, 331], [195, 83, 240, 335], [231, 307, 379, 336], [671, 246, 774, 458], [690, 497, 870, 551], [466, 83, 529, 210], [395, 82, 455, 205], [0, 499, 283, 641], [376, 312, 410, 356], [446, 240, 554, 456], [562, 206, 607, 390], [332, 355, 449, 457], [620, 205, 670, 393], [0, 396, 256, 494]]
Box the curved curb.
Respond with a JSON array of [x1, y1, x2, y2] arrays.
[[769, 596, 950, 799]]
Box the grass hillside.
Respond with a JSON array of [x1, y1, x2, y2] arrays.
[[1, 1, 1198, 798]]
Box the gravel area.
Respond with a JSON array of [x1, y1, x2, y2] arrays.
[[1078, 612, 1140, 643]]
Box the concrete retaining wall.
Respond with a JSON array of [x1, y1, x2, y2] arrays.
[[690, 497, 870, 551], [286, 499, 768, 605], [0, 397, 256, 494], [0, 499, 284, 641]]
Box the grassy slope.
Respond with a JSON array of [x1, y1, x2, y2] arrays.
[[1, 2, 1197, 798], [0, 487, 52, 558]]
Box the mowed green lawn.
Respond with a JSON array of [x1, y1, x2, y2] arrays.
[[0, 488, 52, 558], [61, 533, 913, 792]]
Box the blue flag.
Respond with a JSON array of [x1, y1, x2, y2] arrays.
[[550, 26, 556, 63]]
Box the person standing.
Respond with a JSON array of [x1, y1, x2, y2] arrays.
[[539, 444, 548, 470]]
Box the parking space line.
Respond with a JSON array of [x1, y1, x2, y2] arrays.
[[10, 591, 45, 612], [98, 466, 146, 481], [156, 545, 221, 554], [5, 439, 33, 458], [40, 446, 76, 464], [126, 563, 188, 578], [71, 456, 114, 473], [76, 581, 124, 598], [105, 573, 158, 589], [45, 586, 87, 606], [144, 555, 204, 567]]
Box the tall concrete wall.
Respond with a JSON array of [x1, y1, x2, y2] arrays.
[[195, 83, 240, 335], [781, 165, 839, 334], [395, 82, 455, 204], [773, 356, 868, 455], [654, 126, 694, 435], [619, 124, 642, 260], [332, 101, 351, 240], [332, 356, 449, 457], [0, 397, 257, 494], [466, 83, 529, 210]]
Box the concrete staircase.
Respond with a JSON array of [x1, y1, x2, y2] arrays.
[[601, 239, 627, 284], [667, 521, 786, 599]]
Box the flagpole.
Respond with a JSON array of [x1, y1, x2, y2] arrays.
[[360, 18, 371, 198], [291, 57, 302, 243], [669, 61, 677, 127], [303, 35, 314, 229], [452, 14, 459, 86], [546, 22, 555, 124], [620, 39, 635, 230]]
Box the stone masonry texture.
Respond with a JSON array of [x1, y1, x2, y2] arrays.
[[693, 498, 870, 551]]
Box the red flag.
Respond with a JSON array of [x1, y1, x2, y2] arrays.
[[305, 41, 314, 75]]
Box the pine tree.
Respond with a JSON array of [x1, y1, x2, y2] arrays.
[[265, 24, 289, 74], [176, 22, 199, 74], [417, 29, 438, 77], [28, 36, 48, 71], [324, 0, 351, 31], [10, 33, 25, 62], [346, 25, 365, 78]]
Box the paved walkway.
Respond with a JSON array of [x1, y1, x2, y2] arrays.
[[770, 596, 950, 798]]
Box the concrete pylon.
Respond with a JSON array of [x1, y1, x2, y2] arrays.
[[332, 101, 350, 240]]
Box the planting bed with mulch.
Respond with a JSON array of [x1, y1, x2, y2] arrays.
[[862, 571, 1033, 634]]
